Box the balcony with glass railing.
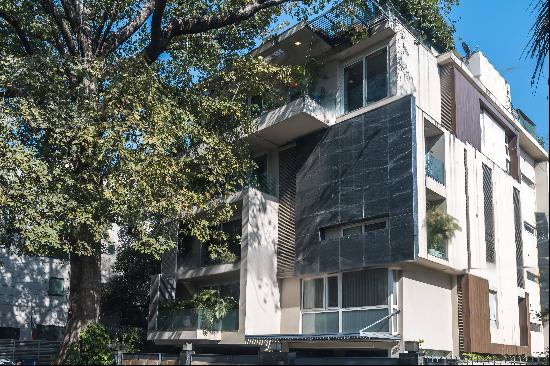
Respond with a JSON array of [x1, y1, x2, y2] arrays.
[[425, 153, 445, 186], [156, 308, 239, 333]]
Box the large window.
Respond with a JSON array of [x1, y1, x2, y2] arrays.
[[343, 47, 389, 113], [301, 269, 399, 335]]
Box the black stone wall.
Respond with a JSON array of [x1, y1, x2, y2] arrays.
[[294, 95, 418, 276]]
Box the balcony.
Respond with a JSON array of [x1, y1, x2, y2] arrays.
[[244, 172, 278, 197], [425, 153, 445, 185], [250, 96, 334, 147], [156, 308, 239, 333]]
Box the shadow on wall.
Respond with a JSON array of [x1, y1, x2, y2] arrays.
[[245, 190, 281, 315], [0, 248, 70, 340]]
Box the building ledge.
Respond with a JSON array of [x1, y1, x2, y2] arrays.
[[177, 262, 240, 281], [249, 96, 333, 148]]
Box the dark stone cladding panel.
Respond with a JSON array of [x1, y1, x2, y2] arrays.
[[294, 95, 418, 276]]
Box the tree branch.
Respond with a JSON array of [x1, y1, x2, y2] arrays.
[[39, 0, 78, 56], [0, 10, 34, 55], [144, 0, 291, 62], [101, 0, 156, 56]]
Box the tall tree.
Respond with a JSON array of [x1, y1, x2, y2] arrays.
[[524, 0, 549, 89], [0, 0, 326, 359]]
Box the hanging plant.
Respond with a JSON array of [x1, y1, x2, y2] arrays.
[[426, 207, 460, 256]]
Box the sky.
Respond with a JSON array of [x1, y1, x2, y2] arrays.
[[448, 0, 549, 144]]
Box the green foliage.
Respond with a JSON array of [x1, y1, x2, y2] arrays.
[[101, 245, 160, 327], [159, 289, 238, 333], [426, 206, 461, 252], [65, 323, 114, 365], [107, 326, 146, 353], [384, 0, 458, 51], [523, 0, 549, 89]]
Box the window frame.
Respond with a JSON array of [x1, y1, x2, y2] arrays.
[[300, 269, 399, 334], [341, 45, 390, 115]]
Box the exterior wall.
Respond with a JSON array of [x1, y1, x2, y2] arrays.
[[401, 264, 454, 354], [294, 95, 418, 276], [0, 237, 117, 341], [466, 52, 511, 111], [279, 277, 301, 334], [0, 250, 69, 340], [241, 189, 281, 335]]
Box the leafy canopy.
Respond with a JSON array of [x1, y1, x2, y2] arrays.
[[0, 0, 327, 257]]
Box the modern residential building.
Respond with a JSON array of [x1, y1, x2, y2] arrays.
[[146, 0, 549, 358], [0, 226, 119, 341]]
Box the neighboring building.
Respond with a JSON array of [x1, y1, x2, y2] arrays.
[[0, 226, 119, 341], [159, 1, 545, 358]]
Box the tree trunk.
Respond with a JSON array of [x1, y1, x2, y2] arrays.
[[58, 253, 102, 362]]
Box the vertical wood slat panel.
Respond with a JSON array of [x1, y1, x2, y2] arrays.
[[277, 147, 297, 278], [439, 64, 455, 132]]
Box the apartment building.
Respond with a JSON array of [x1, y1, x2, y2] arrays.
[[147, 0, 549, 358], [0, 227, 119, 341]]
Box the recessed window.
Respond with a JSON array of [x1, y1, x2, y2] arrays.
[[343, 47, 389, 113], [489, 290, 498, 329], [319, 219, 387, 241], [342, 268, 387, 308], [48, 277, 64, 296], [521, 174, 535, 189], [530, 322, 542, 332], [342, 224, 362, 237]]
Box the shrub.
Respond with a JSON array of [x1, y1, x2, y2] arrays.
[[65, 323, 114, 365]]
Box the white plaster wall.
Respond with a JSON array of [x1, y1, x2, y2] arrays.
[[0, 249, 69, 340], [393, 23, 442, 121], [401, 264, 454, 352], [534, 161, 549, 215], [526, 277, 545, 355], [467, 52, 512, 111], [242, 189, 281, 335], [279, 277, 301, 334], [468, 154, 523, 347]]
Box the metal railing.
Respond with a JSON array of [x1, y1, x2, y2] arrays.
[[0, 340, 61, 365], [425, 153, 445, 185], [246, 172, 278, 197]]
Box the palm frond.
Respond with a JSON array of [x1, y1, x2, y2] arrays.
[[523, 0, 549, 89]]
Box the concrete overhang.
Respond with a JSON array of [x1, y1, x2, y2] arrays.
[[177, 262, 240, 281], [437, 52, 548, 163], [249, 96, 334, 148], [251, 23, 332, 66], [148, 330, 222, 344]]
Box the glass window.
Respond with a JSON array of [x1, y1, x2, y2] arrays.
[[489, 290, 498, 329], [327, 276, 339, 308], [344, 61, 364, 113], [48, 277, 64, 296], [302, 312, 339, 334], [342, 269, 388, 308], [343, 225, 362, 237], [366, 48, 388, 104], [342, 308, 389, 333], [303, 278, 324, 309], [364, 221, 386, 232]]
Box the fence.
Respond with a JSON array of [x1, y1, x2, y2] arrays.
[[0, 340, 61, 365]]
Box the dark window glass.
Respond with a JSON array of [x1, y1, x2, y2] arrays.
[[343, 225, 362, 237], [327, 276, 339, 308], [36, 325, 64, 341], [364, 221, 386, 232], [366, 48, 388, 104], [344, 61, 364, 113], [0, 327, 20, 340], [48, 277, 64, 296], [342, 269, 387, 308]]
